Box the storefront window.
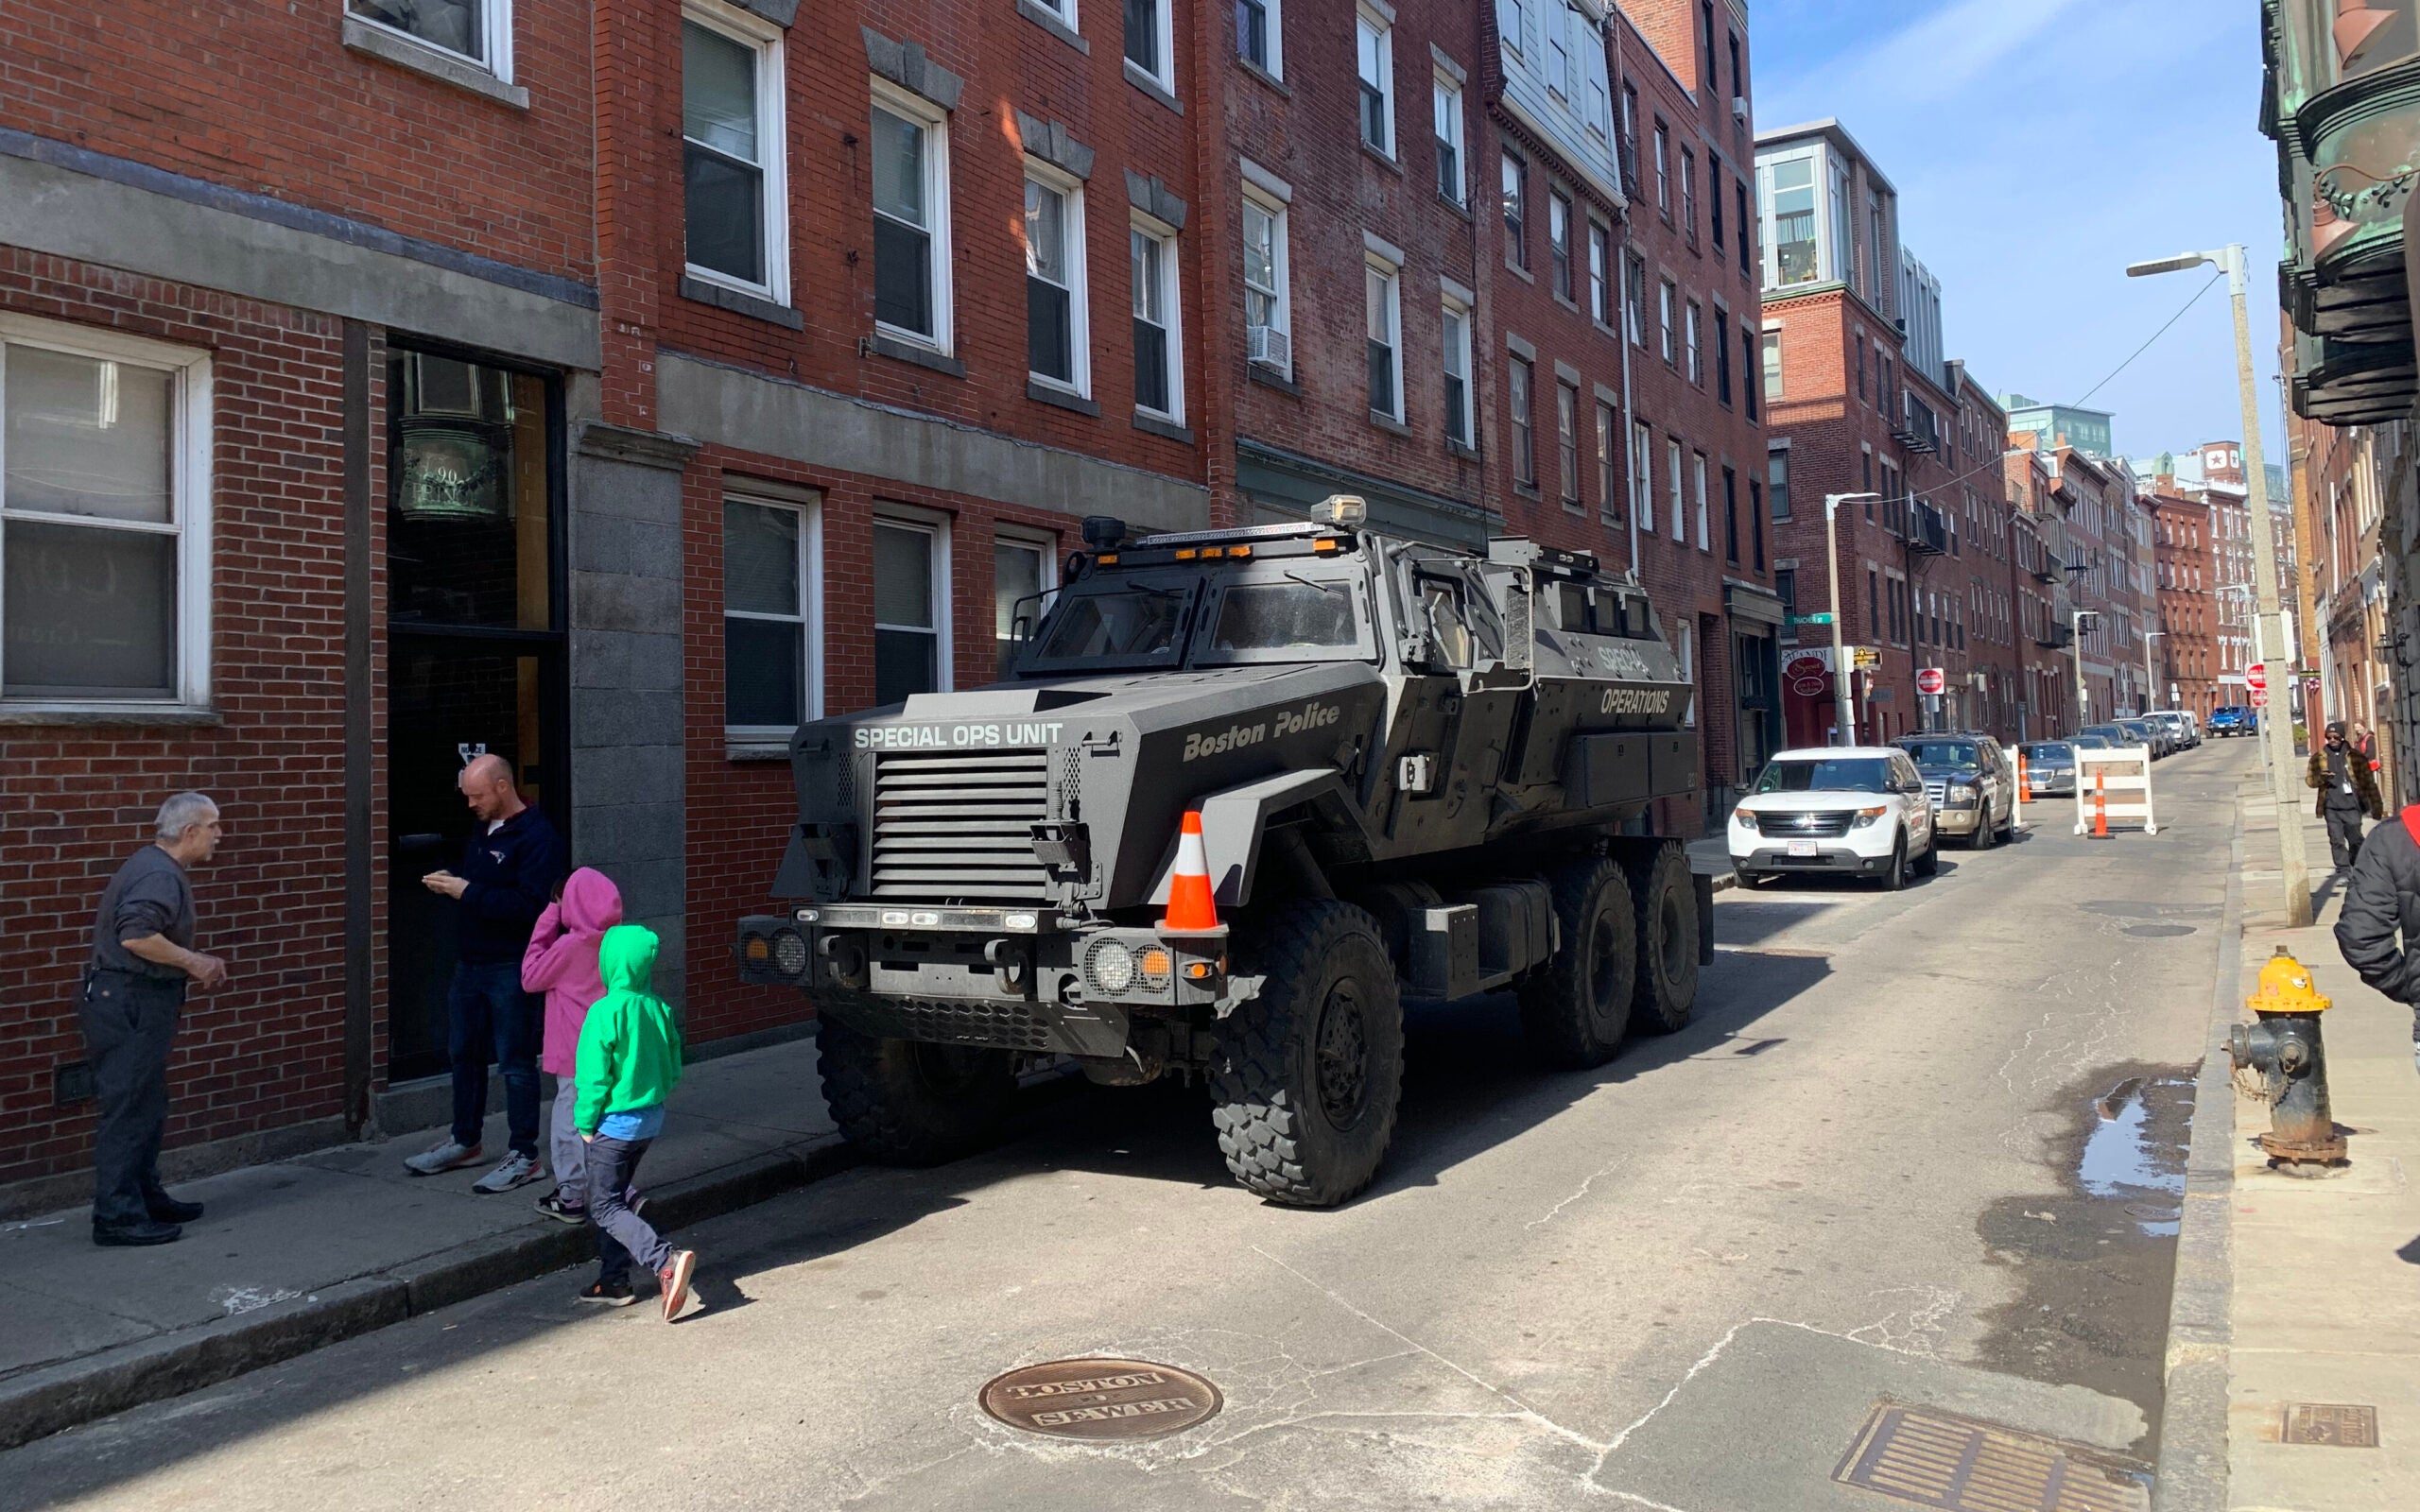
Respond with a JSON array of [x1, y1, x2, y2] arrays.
[[388, 352, 552, 630]]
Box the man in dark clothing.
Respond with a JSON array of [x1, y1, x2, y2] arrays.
[[2336, 805, 2420, 1078], [2308, 720, 2384, 871], [403, 754, 565, 1191], [81, 793, 227, 1246]]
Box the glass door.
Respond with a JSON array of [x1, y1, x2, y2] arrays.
[[383, 348, 564, 1082]]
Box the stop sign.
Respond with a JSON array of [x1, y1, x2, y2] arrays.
[[2246, 662, 2267, 693], [2251, 687, 2270, 708], [1916, 667, 1945, 696]]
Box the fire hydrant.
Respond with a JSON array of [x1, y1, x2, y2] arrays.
[[2228, 948, 2349, 1173]]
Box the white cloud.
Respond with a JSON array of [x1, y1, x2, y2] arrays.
[[1843, 0, 2090, 106]]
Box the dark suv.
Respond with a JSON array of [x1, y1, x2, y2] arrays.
[[1892, 732, 2015, 849]]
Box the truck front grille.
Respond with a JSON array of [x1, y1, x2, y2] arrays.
[[1756, 810, 1856, 838], [869, 748, 1053, 902]]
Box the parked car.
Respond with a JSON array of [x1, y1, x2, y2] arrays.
[[1730, 747, 1938, 890], [2018, 740, 2079, 797], [2119, 711, 2178, 749], [2067, 732, 2117, 749], [2080, 723, 2137, 749], [2209, 705, 2256, 737], [1893, 732, 2016, 849], [2147, 711, 2196, 749]]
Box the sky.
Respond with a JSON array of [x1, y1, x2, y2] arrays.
[[1751, 0, 2287, 470]]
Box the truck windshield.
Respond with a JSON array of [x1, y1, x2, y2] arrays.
[[1755, 758, 1894, 793], [1199, 580, 1362, 660], [1898, 741, 1979, 769], [1026, 582, 1194, 668]]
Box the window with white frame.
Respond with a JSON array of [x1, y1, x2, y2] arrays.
[[1761, 328, 1783, 400], [1693, 451, 1710, 550], [1510, 354, 1535, 489], [1236, 0, 1280, 77], [1131, 219, 1183, 421], [683, 7, 786, 300], [1556, 380, 1581, 507], [0, 318, 212, 707], [1631, 419, 1652, 528], [1357, 9, 1393, 156], [1667, 437, 1684, 540], [994, 534, 1056, 678], [872, 85, 951, 350], [1025, 166, 1088, 393], [1442, 298, 1473, 449], [1658, 279, 1676, 365], [1596, 400, 1616, 517], [1502, 151, 1528, 270], [1433, 71, 1464, 205], [873, 514, 949, 705], [1624, 251, 1645, 345], [1547, 191, 1573, 301], [1588, 221, 1611, 325], [1684, 300, 1703, 386], [1125, 0, 1173, 89], [349, 0, 511, 76], [722, 492, 821, 732], [1365, 258, 1402, 421], [1653, 120, 1670, 218], [1241, 188, 1290, 372]]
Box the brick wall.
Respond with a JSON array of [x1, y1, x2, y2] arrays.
[[0, 251, 366, 1189]]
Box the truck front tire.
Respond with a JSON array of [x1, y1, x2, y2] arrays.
[[1210, 902, 1405, 1208], [1518, 855, 1637, 1068], [1625, 844, 1699, 1034], [815, 1015, 1016, 1166]]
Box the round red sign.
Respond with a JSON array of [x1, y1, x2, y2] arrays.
[[2246, 662, 2267, 692], [1785, 655, 1827, 680], [1916, 668, 1945, 696], [1791, 676, 1828, 698], [2251, 687, 2270, 708]]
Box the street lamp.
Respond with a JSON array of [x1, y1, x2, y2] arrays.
[[2129, 245, 2311, 924], [1826, 491, 1881, 746], [2073, 610, 2100, 730]]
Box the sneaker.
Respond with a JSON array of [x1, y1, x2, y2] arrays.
[[577, 1279, 637, 1307], [403, 1140, 482, 1177], [534, 1190, 587, 1225], [659, 1249, 698, 1322], [472, 1151, 544, 1194]]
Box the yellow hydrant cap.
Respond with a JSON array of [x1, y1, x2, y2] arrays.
[[2247, 946, 2331, 1015]]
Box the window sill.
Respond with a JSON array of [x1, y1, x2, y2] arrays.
[[0, 704, 225, 729], [1016, 0, 1090, 54], [1436, 192, 1472, 220], [681, 276, 804, 330], [1447, 439, 1478, 461], [1360, 142, 1404, 176], [340, 16, 529, 109], [1551, 290, 1582, 317], [1369, 410, 1412, 438], [1246, 362, 1300, 396], [1504, 260, 1534, 284], [725, 739, 794, 763], [1562, 498, 1585, 515], [1124, 59, 1183, 115], [1513, 484, 1542, 502], [1133, 410, 1195, 445], [1238, 58, 1289, 97], [866, 332, 966, 378], [1028, 379, 1100, 417]]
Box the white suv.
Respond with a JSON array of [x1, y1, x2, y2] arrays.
[[1729, 747, 1938, 890]]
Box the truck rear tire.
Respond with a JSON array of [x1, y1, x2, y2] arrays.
[[1210, 901, 1405, 1208], [1518, 855, 1636, 1068], [815, 1015, 1016, 1166], [1625, 845, 1699, 1035]]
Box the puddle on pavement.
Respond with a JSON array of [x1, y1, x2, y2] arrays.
[[1974, 1062, 2195, 1460]]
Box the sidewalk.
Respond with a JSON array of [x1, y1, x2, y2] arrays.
[[0, 1034, 847, 1452], [2200, 783, 2420, 1510]]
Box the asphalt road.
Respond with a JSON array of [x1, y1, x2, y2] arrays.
[[0, 744, 2252, 1512]]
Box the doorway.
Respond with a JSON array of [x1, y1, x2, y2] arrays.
[[383, 347, 565, 1082]]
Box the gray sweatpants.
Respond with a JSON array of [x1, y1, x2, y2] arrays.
[[549, 1091, 587, 1205]]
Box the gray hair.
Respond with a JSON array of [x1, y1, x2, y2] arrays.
[[155, 792, 219, 841]]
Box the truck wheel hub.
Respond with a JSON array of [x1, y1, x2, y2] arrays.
[[1315, 982, 1372, 1129]]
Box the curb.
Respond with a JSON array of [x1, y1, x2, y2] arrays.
[[2152, 790, 2247, 1512], [0, 1135, 858, 1453]]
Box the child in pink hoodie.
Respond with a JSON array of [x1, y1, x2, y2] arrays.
[[522, 868, 623, 1222]]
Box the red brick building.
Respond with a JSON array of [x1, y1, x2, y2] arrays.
[[2145, 490, 2220, 718], [0, 0, 1762, 1204]]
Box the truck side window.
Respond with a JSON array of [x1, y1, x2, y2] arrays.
[[1418, 578, 1476, 668], [1557, 583, 1589, 632]]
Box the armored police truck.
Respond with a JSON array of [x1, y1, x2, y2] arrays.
[[737, 498, 1708, 1206]]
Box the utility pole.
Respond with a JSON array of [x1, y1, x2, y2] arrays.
[[2129, 245, 2312, 925], [1825, 492, 1880, 746], [2073, 610, 2099, 728]]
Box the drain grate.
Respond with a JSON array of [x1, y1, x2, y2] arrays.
[[979, 1357, 1223, 1442], [2281, 1402, 2377, 1447], [1834, 1404, 2149, 1512]]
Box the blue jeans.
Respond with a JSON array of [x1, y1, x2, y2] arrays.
[[587, 1134, 669, 1284], [448, 960, 541, 1155]]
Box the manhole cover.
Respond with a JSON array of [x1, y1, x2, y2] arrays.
[[2282, 1402, 2378, 1447], [979, 1357, 1223, 1441], [1835, 1403, 2148, 1511], [2123, 924, 2196, 937]]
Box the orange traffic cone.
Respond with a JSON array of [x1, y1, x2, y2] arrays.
[[1161, 811, 1221, 933], [2092, 767, 2109, 840]]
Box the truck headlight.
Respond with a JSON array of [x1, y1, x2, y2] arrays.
[[1850, 805, 1888, 830], [771, 928, 810, 978], [1085, 938, 1137, 994], [1732, 806, 1756, 828], [1949, 783, 1978, 806]]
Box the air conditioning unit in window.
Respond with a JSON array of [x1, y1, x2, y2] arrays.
[[1248, 323, 1291, 372], [1731, 96, 1749, 123]]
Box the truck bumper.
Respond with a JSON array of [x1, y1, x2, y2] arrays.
[[1733, 845, 1896, 878]]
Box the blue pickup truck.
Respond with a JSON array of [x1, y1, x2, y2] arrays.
[[2208, 705, 2256, 737]]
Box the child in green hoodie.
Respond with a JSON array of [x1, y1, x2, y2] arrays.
[[572, 923, 697, 1319]]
